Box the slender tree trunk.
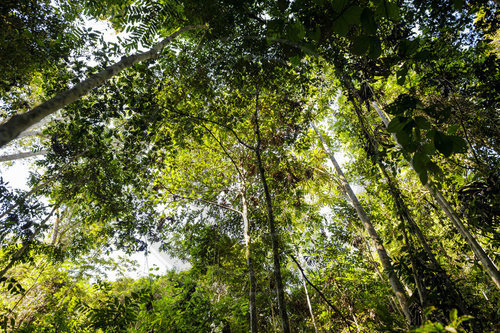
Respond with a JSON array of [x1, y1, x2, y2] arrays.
[[400, 220, 427, 321], [254, 110, 290, 333], [269, 295, 278, 333], [345, 91, 471, 316], [301, 275, 318, 333], [356, 225, 406, 319], [242, 188, 258, 333], [312, 123, 414, 325], [375, 143, 471, 317], [294, 251, 318, 333], [371, 101, 500, 290], [0, 25, 206, 148], [348, 97, 427, 316], [51, 210, 61, 246]]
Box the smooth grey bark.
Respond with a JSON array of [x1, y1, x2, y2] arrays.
[[371, 102, 500, 290], [343, 83, 471, 317], [376, 153, 470, 316], [0, 150, 48, 162], [301, 275, 318, 333], [357, 225, 406, 318], [312, 123, 414, 325], [254, 110, 290, 333], [0, 25, 206, 148], [242, 188, 258, 333]]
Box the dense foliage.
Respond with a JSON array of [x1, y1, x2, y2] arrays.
[[0, 0, 499, 332]]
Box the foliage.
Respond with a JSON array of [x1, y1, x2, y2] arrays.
[[0, 0, 499, 332]]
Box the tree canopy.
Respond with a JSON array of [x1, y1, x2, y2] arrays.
[[0, 0, 499, 332]]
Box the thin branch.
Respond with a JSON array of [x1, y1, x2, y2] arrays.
[[199, 122, 245, 181], [164, 189, 242, 215], [289, 254, 355, 332], [167, 106, 255, 151]]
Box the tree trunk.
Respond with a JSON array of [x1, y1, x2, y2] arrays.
[[254, 110, 290, 333], [0, 150, 48, 162], [0, 25, 206, 148], [371, 101, 500, 290], [312, 123, 414, 325], [340, 84, 472, 316], [242, 188, 258, 333], [374, 143, 470, 317], [301, 275, 318, 333]]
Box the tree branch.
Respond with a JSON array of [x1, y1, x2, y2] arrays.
[[0, 25, 208, 148]]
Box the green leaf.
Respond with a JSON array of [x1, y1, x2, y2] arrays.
[[361, 8, 377, 34], [332, 5, 362, 36], [343, 6, 363, 25], [414, 116, 430, 130], [434, 131, 467, 157], [287, 20, 306, 42], [412, 151, 429, 172], [423, 306, 437, 317], [387, 94, 420, 114], [422, 143, 435, 155], [434, 131, 452, 156], [351, 36, 371, 56], [399, 39, 419, 57], [387, 116, 409, 133], [332, 18, 349, 36], [449, 308, 458, 322], [419, 170, 428, 186], [396, 130, 411, 149], [309, 26, 321, 41], [368, 38, 382, 59], [376, 0, 400, 21], [331, 0, 348, 12], [396, 65, 408, 85]]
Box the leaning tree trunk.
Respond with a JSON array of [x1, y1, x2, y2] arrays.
[[370, 101, 500, 290], [241, 187, 258, 333], [312, 123, 414, 325], [254, 110, 290, 333], [347, 92, 470, 316], [0, 150, 48, 162], [0, 25, 206, 148]]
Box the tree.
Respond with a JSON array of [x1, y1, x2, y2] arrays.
[[1, 0, 499, 332]]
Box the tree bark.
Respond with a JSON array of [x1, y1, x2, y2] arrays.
[[242, 187, 258, 333], [338, 81, 472, 317], [301, 274, 318, 333], [254, 110, 290, 333], [371, 101, 500, 290], [0, 25, 206, 148], [0, 150, 48, 162], [312, 123, 414, 325]]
